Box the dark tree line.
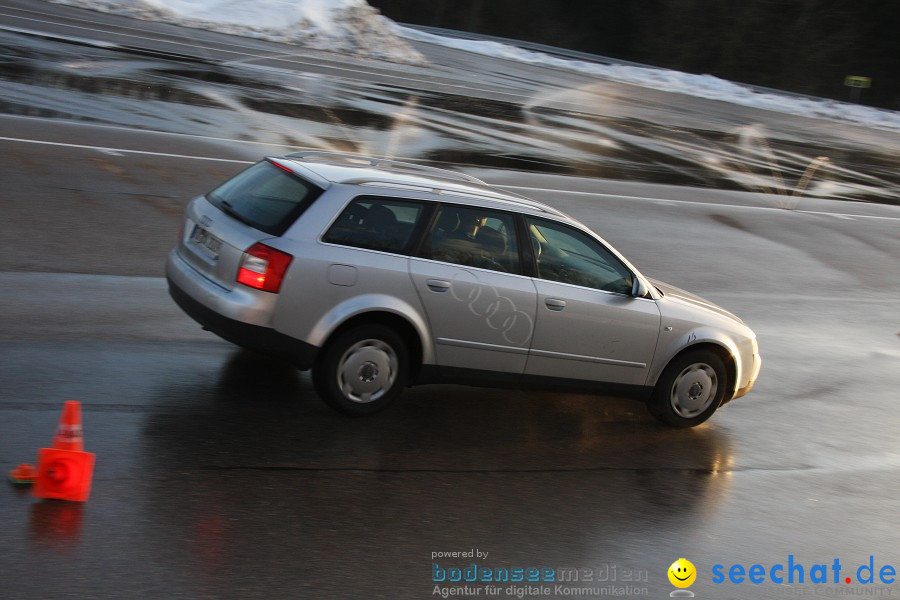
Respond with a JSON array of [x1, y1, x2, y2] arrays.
[[369, 0, 899, 109]]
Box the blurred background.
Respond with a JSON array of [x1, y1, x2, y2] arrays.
[[371, 0, 900, 109]]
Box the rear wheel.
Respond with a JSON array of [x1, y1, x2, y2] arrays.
[[313, 324, 408, 416], [649, 350, 727, 427]]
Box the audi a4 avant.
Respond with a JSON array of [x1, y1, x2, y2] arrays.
[[166, 152, 760, 427]]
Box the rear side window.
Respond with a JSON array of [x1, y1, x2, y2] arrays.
[[420, 205, 520, 274], [206, 161, 323, 236], [323, 197, 427, 254]]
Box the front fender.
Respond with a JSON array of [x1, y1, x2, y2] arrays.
[[649, 326, 741, 396]]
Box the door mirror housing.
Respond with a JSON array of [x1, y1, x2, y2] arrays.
[[632, 277, 650, 299]]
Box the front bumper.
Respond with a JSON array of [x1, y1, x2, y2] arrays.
[[732, 351, 762, 400]]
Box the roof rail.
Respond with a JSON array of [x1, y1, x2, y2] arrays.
[[284, 151, 488, 186], [351, 180, 563, 216]]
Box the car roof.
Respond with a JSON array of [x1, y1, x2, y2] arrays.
[[272, 152, 568, 218]]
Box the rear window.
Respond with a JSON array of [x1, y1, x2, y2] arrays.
[[206, 160, 323, 236]]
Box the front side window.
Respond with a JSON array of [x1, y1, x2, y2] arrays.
[[420, 205, 520, 274], [526, 218, 633, 294], [323, 197, 426, 254], [206, 160, 323, 236]]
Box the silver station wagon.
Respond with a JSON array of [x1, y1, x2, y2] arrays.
[[166, 152, 760, 427]]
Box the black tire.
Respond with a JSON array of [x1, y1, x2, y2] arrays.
[[648, 350, 727, 428], [313, 324, 408, 416]]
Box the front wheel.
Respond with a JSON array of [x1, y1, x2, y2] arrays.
[[313, 324, 408, 416], [649, 350, 727, 427]]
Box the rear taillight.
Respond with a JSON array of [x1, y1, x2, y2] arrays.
[[237, 243, 293, 293]]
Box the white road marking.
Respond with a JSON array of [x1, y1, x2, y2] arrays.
[[0, 135, 252, 163], [1, 114, 309, 151], [0, 23, 118, 47], [500, 184, 900, 222], [2, 131, 897, 223]]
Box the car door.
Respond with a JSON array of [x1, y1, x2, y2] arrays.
[[523, 216, 661, 387], [409, 204, 537, 376]]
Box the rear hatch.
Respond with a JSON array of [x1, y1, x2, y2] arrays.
[[177, 160, 324, 290]]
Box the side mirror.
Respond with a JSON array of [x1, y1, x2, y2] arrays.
[[632, 277, 649, 299]]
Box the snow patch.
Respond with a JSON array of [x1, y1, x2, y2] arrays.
[[49, 0, 426, 65]]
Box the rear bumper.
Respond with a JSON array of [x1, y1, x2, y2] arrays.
[[166, 250, 317, 369]]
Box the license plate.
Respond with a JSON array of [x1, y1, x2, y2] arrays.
[[190, 225, 222, 259]]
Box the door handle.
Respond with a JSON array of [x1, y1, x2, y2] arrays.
[[426, 279, 451, 292], [544, 298, 566, 311]]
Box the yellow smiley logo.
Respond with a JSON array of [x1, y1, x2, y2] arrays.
[[668, 558, 697, 588]]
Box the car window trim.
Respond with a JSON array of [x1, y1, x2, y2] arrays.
[[524, 215, 637, 296], [407, 202, 438, 258], [414, 202, 525, 276], [319, 194, 434, 257], [514, 213, 537, 278]]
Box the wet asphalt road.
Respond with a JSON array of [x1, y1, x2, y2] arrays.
[[3, 4, 900, 600], [2, 116, 900, 600]]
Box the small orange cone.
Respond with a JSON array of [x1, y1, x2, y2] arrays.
[[8, 463, 37, 485], [33, 401, 95, 502]]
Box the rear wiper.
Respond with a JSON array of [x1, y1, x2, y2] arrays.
[[218, 199, 243, 221]]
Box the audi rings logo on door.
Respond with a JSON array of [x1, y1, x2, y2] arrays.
[[449, 270, 534, 346]]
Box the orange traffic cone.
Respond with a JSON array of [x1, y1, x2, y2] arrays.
[[52, 400, 84, 452], [33, 401, 95, 502]]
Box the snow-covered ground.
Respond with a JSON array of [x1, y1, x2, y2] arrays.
[[48, 0, 898, 132], [48, 0, 426, 64], [400, 29, 900, 133]]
